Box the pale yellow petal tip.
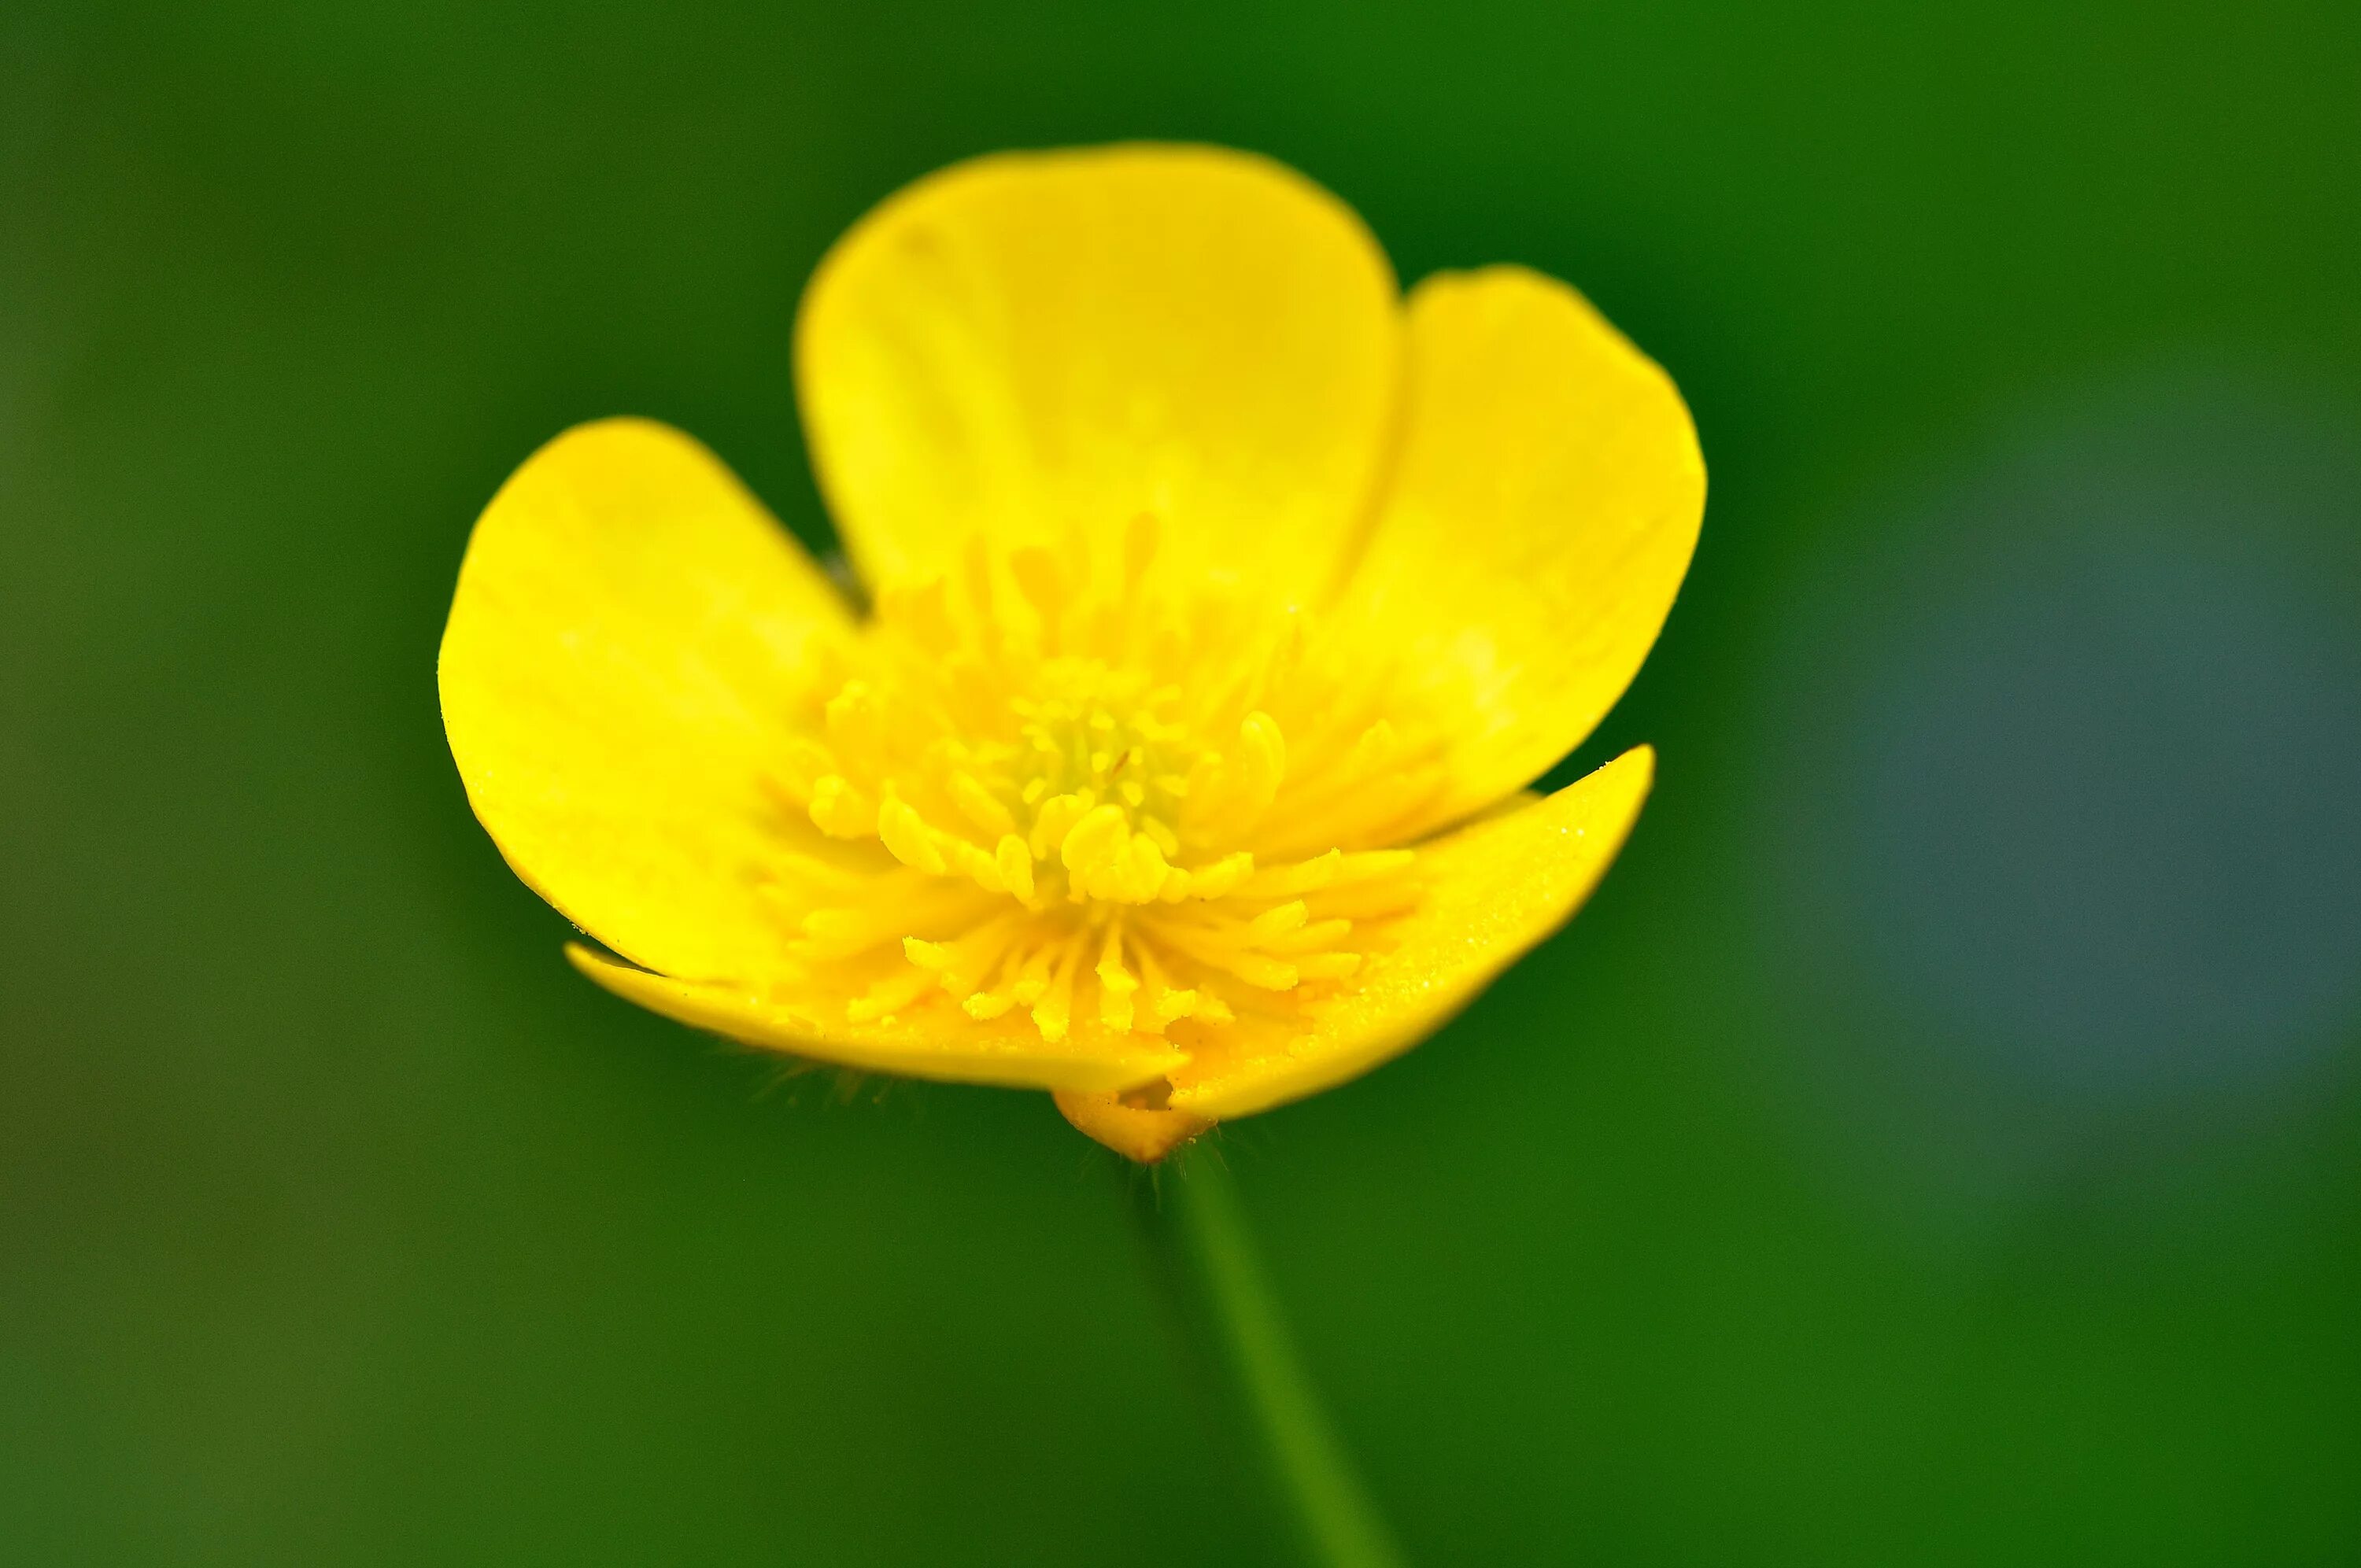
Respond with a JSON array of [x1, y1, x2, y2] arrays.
[[1054, 1088, 1215, 1164], [563, 939, 620, 981], [1580, 741, 1656, 801]]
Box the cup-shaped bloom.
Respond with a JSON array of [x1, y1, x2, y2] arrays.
[[438, 146, 1704, 1161]]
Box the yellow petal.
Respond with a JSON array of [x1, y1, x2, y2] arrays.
[[1169, 746, 1655, 1119], [1052, 1090, 1214, 1163], [796, 144, 1401, 598], [568, 946, 1185, 1094], [438, 418, 854, 982], [1335, 268, 1703, 834]]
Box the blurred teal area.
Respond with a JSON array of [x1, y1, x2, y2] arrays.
[[5, 2, 2359, 1563]]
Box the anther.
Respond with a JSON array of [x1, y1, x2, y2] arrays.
[[878, 793, 948, 875]]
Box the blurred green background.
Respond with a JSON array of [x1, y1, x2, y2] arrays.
[[6, 2, 2359, 1563]]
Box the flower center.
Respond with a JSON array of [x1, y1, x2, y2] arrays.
[[761, 518, 1444, 1045]]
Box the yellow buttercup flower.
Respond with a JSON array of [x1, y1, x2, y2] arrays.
[[438, 145, 1703, 1162]]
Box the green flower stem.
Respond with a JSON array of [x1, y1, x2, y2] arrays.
[[1134, 1149, 1410, 1568]]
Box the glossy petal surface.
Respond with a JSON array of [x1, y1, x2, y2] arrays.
[[1169, 746, 1655, 1119], [439, 419, 852, 981], [570, 946, 1185, 1093], [1334, 268, 1703, 834], [796, 144, 1401, 597]]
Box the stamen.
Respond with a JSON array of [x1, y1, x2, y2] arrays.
[[951, 772, 1016, 837], [846, 964, 933, 1024], [807, 774, 877, 838], [1031, 932, 1086, 1041], [1096, 921, 1138, 1032], [1249, 900, 1308, 938], [877, 791, 948, 874], [763, 533, 1433, 1041], [1265, 917, 1354, 954], [995, 835, 1036, 901]]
